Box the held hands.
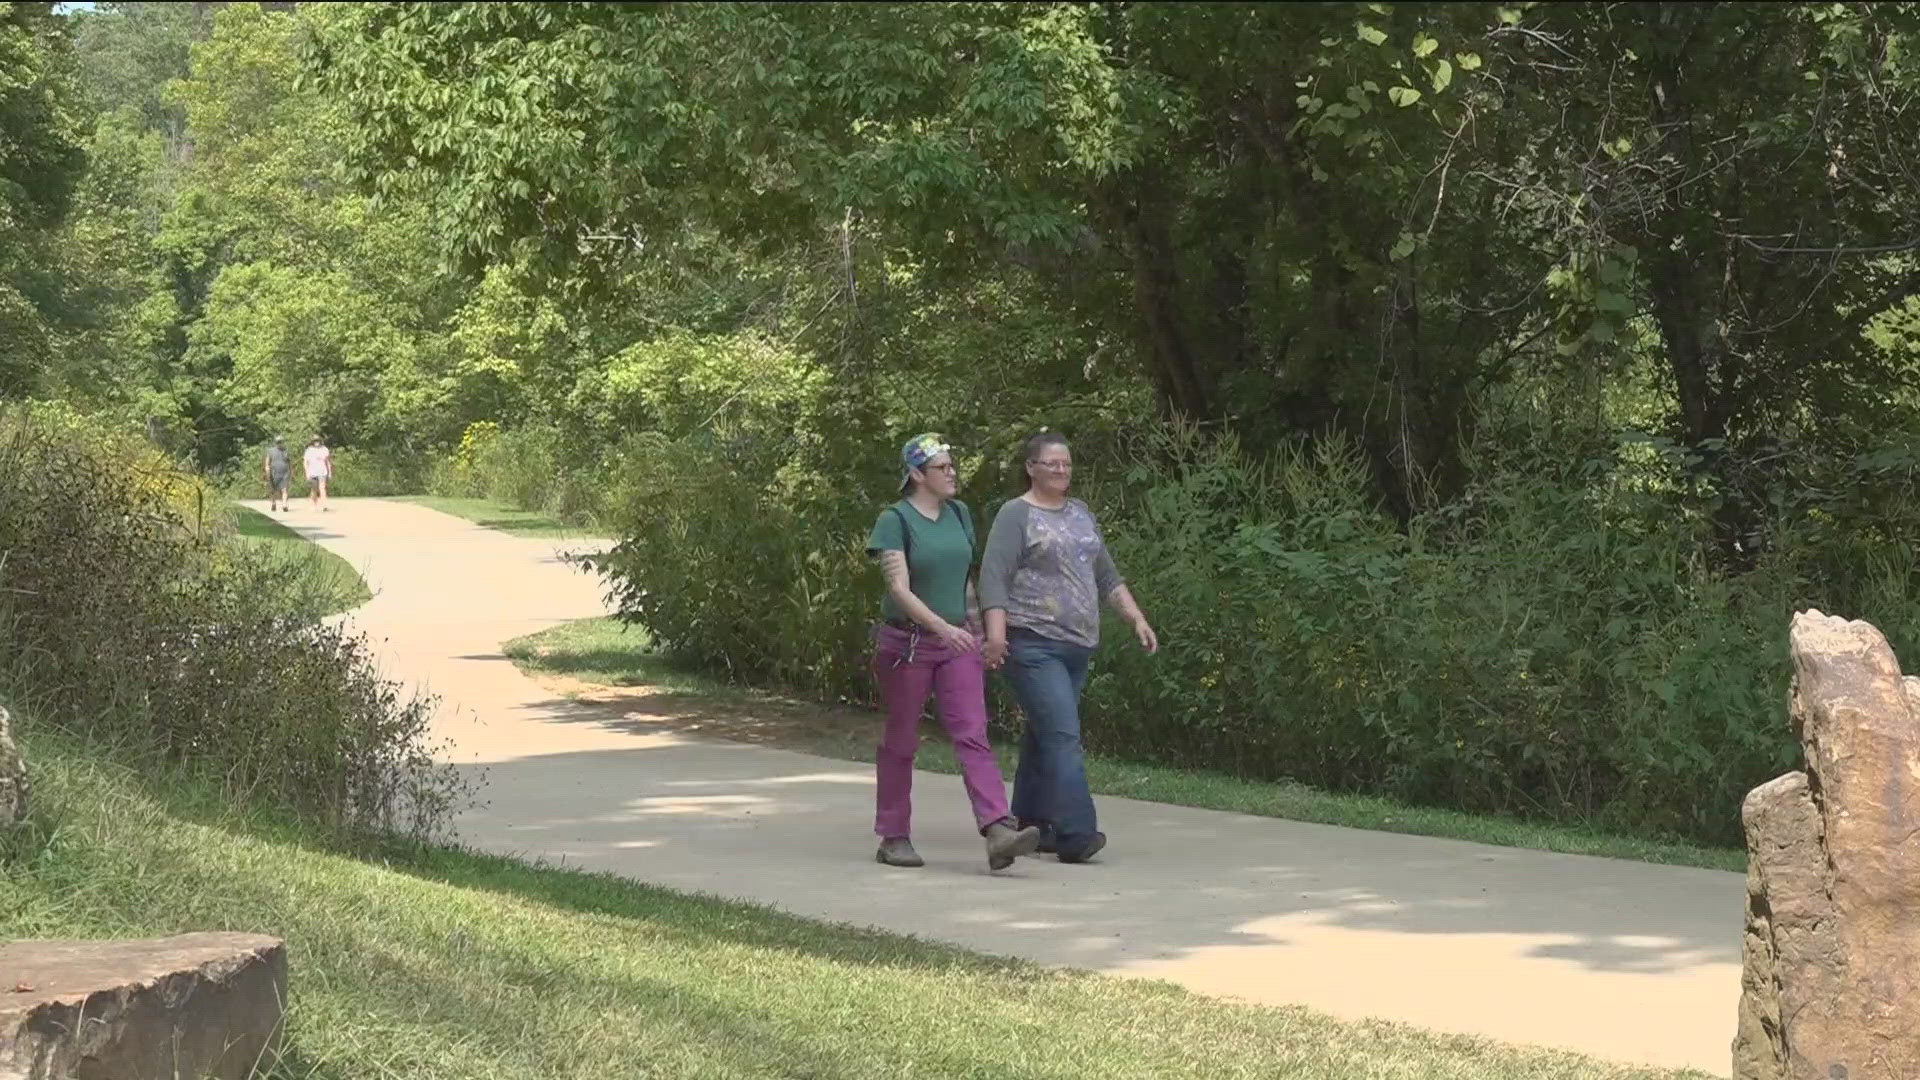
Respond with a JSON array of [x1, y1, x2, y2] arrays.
[[982, 635, 1008, 670]]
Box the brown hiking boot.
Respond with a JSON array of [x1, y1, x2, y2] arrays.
[[983, 819, 1041, 870], [875, 836, 924, 868]]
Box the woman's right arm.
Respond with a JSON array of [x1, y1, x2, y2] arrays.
[[982, 609, 1009, 668], [879, 550, 973, 651], [978, 502, 1024, 668]]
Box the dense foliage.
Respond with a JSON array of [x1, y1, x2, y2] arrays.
[[12, 2, 1920, 843], [0, 406, 463, 837]]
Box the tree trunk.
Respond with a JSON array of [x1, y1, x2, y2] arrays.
[[1644, 251, 1725, 449], [1111, 180, 1213, 422], [1639, 33, 1758, 567]]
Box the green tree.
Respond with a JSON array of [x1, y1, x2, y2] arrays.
[[304, 2, 1566, 512], [138, 2, 460, 461], [1514, 1, 1920, 558], [68, 1, 209, 147], [0, 0, 87, 395], [0, 1, 85, 229]]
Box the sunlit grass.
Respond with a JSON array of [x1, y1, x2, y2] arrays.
[[228, 505, 372, 615], [0, 733, 1711, 1080]]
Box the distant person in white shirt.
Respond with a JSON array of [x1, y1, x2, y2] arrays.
[[304, 436, 333, 511]]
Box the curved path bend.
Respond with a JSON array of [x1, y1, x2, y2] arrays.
[[256, 497, 1743, 1075]]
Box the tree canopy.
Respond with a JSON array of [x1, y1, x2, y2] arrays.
[[301, 1, 1920, 529]]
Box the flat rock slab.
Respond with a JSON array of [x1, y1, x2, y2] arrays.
[[0, 933, 286, 1080]]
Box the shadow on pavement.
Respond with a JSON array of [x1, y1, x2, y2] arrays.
[[447, 690, 1743, 982]]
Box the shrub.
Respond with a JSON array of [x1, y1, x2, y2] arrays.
[[0, 410, 464, 838], [1077, 422, 1908, 845], [592, 431, 878, 705], [426, 454, 481, 499], [470, 424, 565, 512], [591, 411, 1920, 846], [312, 444, 428, 496]]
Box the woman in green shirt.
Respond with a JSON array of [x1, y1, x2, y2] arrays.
[[866, 433, 1040, 870]]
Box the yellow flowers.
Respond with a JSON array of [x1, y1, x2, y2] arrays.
[[456, 419, 502, 467]]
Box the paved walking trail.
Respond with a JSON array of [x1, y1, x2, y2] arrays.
[[257, 497, 1744, 1075]]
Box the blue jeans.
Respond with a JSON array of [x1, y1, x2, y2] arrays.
[[1002, 627, 1098, 854]]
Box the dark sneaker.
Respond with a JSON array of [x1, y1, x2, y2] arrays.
[[1056, 832, 1107, 864], [983, 820, 1041, 870], [875, 836, 924, 868]]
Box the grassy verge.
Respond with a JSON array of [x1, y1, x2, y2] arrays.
[[397, 495, 602, 539], [0, 732, 1707, 1080], [506, 617, 1745, 874], [228, 506, 372, 615]]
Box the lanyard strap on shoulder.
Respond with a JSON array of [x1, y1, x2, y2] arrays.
[[893, 502, 977, 585]]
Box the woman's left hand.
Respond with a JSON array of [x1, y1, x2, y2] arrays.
[[982, 637, 1008, 669], [1131, 615, 1159, 655]]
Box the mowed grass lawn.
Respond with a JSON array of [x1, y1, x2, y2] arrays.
[[228, 505, 372, 615], [0, 736, 1709, 1080], [397, 495, 602, 540], [506, 616, 1746, 874]]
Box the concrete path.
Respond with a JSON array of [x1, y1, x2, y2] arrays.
[[255, 497, 1744, 1075]]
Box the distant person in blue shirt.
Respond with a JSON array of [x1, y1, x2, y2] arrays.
[[263, 436, 290, 512]]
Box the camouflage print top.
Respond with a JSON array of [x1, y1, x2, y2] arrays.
[[978, 497, 1123, 649]]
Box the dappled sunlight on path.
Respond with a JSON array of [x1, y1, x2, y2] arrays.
[[254, 497, 1743, 1076]]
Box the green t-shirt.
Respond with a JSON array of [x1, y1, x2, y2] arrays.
[[866, 499, 976, 627]]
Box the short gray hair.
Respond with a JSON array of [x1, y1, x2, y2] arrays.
[[1024, 431, 1069, 462]]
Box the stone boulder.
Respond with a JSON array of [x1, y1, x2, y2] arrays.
[[0, 706, 26, 827], [0, 933, 286, 1080], [1733, 610, 1920, 1080]]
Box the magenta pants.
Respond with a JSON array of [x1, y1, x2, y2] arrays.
[[870, 623, 1012, 838]]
